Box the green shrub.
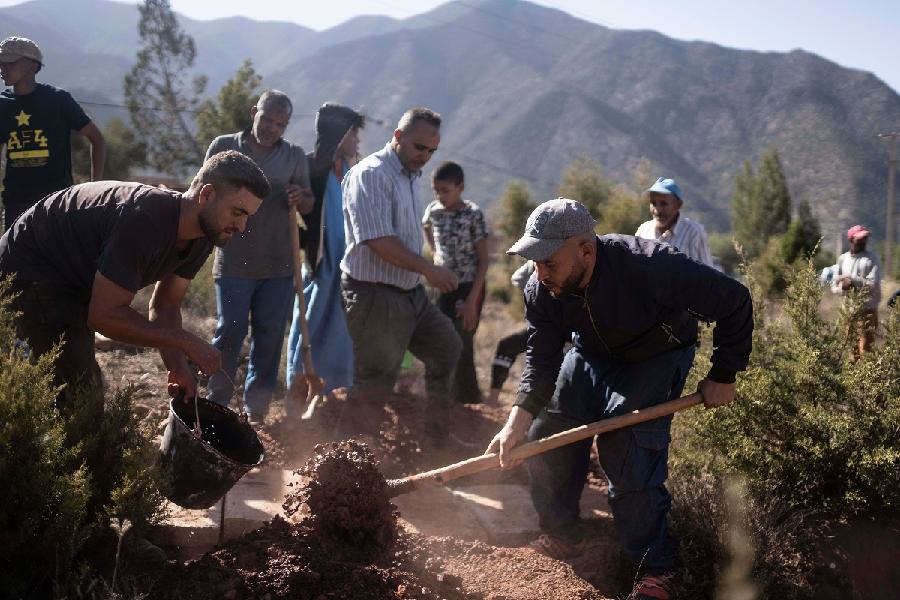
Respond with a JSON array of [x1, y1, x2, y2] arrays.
[[676, 259, 899, 517], [670, 258, 899, 597], [0, 280, 167, 596]]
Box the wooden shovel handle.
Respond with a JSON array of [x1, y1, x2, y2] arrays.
[[393, 392, 703, 489], [288, 205, 315, 378]]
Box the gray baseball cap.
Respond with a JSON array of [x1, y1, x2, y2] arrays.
[[0, 37, 43, 64], [507, 198, 597, 261]]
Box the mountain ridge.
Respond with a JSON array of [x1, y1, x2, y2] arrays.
[[1, 0, 898, 238]]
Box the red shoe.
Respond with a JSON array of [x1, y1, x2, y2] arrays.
[[525, 533, 588, 560], [628, 571, 677, 600]]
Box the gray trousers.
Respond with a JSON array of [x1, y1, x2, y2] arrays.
[[340, 277, 461, 434]]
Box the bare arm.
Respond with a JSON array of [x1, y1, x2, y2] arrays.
[[459, 236, 489, 331], [78, 122, 106, 181], [87, 272, 220, 375], [150, 274, 217, 399], [424, 225, 435, 254], [466, 237, 489, 305]]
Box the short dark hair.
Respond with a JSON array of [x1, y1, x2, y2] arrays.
[[432, 161, 464, 185], [397, 107, 441, 132], [190, 150, 271, 199], [257, 89, 293, 115]]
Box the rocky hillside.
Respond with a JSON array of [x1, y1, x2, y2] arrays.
[[2, 0, 898, 235]]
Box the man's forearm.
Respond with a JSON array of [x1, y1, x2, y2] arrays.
[[150, 304, 188, 371], [467, 257, 489, 305], [89, 305, 192, 354], [366, 236, 431, 274], [90, 141, 106, 181]]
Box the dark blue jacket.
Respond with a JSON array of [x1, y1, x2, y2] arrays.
[[515, 234, 753, 416]]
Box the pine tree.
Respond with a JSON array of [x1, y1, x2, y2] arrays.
[[757, 148, 792, 239], [731, 148, 793, 260], [731, 160, 759, 257], [124, 0, 206, 176], [779, 198, 821, 263], [195, 59, 262, 152]]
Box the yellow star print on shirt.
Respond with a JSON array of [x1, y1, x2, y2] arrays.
[[15, 110, 31, 126]]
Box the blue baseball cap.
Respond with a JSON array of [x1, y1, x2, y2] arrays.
[[507, 198, 597, 261], [644, 177, 682, 201]]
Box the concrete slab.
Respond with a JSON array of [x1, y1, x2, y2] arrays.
[[449, 483, 611, 545], [155, 468, 293, 557], [394, 485, 487, 540], [156, 470, 612, 558]]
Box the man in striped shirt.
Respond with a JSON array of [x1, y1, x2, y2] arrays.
[[635, 177, 714, 267], [338, 107, 462, 443]]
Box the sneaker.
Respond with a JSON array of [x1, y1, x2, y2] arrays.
[[526, 533, 588, 560], [628, 571, 677, 600]]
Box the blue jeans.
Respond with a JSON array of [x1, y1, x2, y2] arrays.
[[527, 345, 695, 574], [208, 276, 294, 417]]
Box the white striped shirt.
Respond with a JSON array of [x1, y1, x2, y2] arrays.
[[635, 214, 714, 267], [340, 143, 425, 289]]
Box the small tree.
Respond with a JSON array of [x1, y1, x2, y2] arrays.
[[596, 158, 653, 235], [494, 180, 536, 249], [731, 148, 792, 260], [196, 59, 262, 151], [73, 118, 148, 182], [557, 157, 612, 220], [124, 0, 206, 176], [756, 148, 792, 236], [779, 198, 821, 264]]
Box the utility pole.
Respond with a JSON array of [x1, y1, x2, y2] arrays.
[[878, 133, 899, 279]]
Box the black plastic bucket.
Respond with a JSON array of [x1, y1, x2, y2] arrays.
[[159, 397, 265, 509]]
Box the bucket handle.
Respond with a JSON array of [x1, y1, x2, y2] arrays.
[[173, 388, 203, 440]]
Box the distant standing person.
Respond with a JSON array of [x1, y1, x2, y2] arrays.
[[0, 151, 270, 409], [0, 36, 106, 229], [287, 103, 365, 406], [338, 107, 462, 444], [205, 90, 312, 423], [487, 260, 534, 405], [635, 177, 714, 266], [423, 161, 488, 404], [831, 225, 882, 356]]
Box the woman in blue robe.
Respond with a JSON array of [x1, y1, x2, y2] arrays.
[[286, 103, 364, 410]]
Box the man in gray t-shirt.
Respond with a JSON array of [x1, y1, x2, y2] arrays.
[[204, 90, 312, 421]]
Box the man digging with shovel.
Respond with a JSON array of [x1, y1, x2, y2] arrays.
[[486, 198, 754, 600]]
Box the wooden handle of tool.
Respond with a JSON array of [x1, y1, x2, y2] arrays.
[[397, 392, 703, 487], [288, 206, 315, 377]]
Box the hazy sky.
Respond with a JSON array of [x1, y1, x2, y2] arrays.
[[2, 0, 899, 92]]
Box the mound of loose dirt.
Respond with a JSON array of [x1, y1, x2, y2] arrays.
[[138, 440, 608, 599], [283, 440, 397, 561]]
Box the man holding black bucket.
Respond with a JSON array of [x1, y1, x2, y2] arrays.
[[0, 150, 271, 409]]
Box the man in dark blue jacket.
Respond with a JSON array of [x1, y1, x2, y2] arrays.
[[486, 198, 753, 600]]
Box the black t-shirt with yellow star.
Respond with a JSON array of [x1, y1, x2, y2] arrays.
[[1, 83, 91, 207]]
